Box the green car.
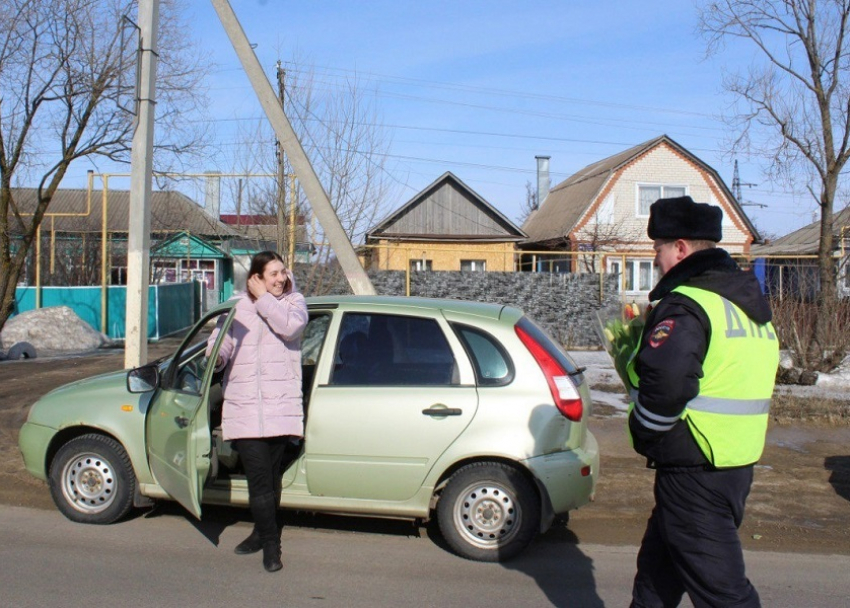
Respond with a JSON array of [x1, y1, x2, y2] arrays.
[[19, 296, 599, 561]]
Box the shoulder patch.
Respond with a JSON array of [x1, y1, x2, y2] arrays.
[[648, 319, 675, 348]]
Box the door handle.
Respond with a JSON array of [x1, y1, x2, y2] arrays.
[[422, 406, 462, 417], [175, 415, 190, 428]]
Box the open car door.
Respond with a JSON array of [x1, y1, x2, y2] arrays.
[[146, 308, 231, 519]]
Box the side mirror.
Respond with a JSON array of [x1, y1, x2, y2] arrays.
[[127, 364, 160, 393]]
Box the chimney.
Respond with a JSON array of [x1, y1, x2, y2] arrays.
[[535, 155, 550, 209], [204, 170, 221, 219]]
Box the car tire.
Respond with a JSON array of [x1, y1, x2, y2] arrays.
[[48, 434, 136, 524], [437, 462, 540, 562]]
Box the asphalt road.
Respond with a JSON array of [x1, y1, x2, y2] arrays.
[[2, 505, 848, 607]]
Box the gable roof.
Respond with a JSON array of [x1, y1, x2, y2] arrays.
[[752, 205, 850, 255], [8, 187, 236, 237], [152, 232, 229, 259], [367, 171, 526, 242], [521, 135, 760, 246]]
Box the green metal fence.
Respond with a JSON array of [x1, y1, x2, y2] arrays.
[[13, 282, 201, 340]]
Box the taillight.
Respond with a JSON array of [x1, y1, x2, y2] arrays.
[[516, 325, 583, 421]]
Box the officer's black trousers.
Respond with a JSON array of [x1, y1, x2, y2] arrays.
[[630, 465, 760, 608]]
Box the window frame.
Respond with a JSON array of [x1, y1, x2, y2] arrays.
[[636, 184, 688, 217], [460, 259, 487, 272]]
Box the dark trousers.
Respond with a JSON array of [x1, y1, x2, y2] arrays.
[[233, 436, 291, 543], [631, 466, 760, 608]]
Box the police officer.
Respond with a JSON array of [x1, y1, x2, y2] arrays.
[[628, 196, 779, 608]]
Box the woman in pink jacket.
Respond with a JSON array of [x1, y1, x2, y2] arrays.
[[206, 251, 308, 573]]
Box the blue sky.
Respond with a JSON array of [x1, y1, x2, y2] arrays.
[[63, 0, 817, 238]]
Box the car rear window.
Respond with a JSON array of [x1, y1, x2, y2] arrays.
[[515, 316, 585, 382], [452, 324, 514, 386]]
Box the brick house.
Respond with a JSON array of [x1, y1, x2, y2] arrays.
[[521, 135, 761, 296], [364, 171, 526, 272]]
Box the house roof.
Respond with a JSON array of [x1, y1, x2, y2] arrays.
[[521, 134, 760, 246], [8, 187, 236, 238], [752, 205, 850, 256], [367, 171, 527, 242]]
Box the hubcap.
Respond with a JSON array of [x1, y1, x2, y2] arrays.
[[453, 482, 521, 549], [60, 452, 116, 514]]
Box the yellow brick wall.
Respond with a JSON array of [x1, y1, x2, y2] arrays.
[[367, 240, 518, 271]]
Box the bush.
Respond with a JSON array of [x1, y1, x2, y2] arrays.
[[770, 296, 850, 372]]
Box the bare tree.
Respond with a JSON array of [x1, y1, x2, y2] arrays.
[[0, 0, 209, 332], [574, 214, 645, 274], [517, 180, 538, 225], [699, 0, 850, 360], [227, 57, 396, 296]]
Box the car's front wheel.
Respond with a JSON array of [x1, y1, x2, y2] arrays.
[[437, 462, 540, 562], [48, 434, 135, 524]]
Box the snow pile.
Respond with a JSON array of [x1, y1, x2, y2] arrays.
[[1, 306, 109, 355]]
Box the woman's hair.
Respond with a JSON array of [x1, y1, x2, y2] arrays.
[[248, 250, 285, 278]]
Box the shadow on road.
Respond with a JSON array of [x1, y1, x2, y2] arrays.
[[143, 501, 424, 548], [500, 522, 605, 607], [824, 455, 850, 502]]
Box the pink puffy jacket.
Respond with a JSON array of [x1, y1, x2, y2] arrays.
[[206, 272, 309, 441]]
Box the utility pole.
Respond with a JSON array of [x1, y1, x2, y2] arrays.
[[125, 0, 159, 369], [275, 62, 287, 259], [210, 0, 375, 295]]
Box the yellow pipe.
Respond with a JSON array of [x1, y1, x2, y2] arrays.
[[50, 216, 55, 274], [101, 175, 109, 334], [35, 224, 41, 309], [289, 174, 296, 266], [406, 249, 411, 297]]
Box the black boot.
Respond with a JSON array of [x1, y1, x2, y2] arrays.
[[233, 528, 262, 555], [262, 540, 283, 572]]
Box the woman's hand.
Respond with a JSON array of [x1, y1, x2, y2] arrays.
[[247, 273, 268, 301]]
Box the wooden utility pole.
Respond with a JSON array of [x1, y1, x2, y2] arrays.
[[275, 61, 287, 259]]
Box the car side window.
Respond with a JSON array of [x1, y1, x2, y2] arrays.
[[331, 313, 458, 386], [164, 310, 229, 394], [452, 324, 514, 386], [302, 313, 331, 366]]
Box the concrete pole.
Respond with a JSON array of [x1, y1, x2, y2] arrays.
[[210, 0, 375, 295], [124, 0, 159, 369]]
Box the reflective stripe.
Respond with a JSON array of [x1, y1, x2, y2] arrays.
[[687, 395, 771, 415], [632, 407, 676, 432], [631, 393, 679, 431]]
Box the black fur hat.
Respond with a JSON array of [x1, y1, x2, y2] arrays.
[[647, 196, 723, 242]]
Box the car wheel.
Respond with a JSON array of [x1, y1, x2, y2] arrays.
[[437, 462, 540, 562], [48, 434, 135, 524]]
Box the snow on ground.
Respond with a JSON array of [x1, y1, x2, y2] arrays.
[[568, 349, 850, 416]]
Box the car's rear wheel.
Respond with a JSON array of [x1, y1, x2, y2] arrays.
[[48, 434, 135, 524], [437, 462, 540, 562]]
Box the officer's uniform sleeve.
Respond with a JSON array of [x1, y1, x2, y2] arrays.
[[629, 295, 711, 465]]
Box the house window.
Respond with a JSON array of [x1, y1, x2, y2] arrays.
[[460, 259, 486, 272], [409, 259, 432, 272], [638, 185, 687, 216], [610, 259, 658, 292]]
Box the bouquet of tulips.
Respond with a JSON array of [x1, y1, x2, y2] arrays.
[[595, 302, 645, 393]]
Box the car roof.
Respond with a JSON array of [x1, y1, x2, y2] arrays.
[[207, 294, 519, 322]]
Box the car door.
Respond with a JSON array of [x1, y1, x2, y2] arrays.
[[146, 309, 230, 518], [304, 310, 478, 501]]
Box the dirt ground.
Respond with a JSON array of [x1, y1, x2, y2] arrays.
[[1, 342, 849, 555]]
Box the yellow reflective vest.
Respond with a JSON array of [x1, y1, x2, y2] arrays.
[[628, 285, 779, 468]]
